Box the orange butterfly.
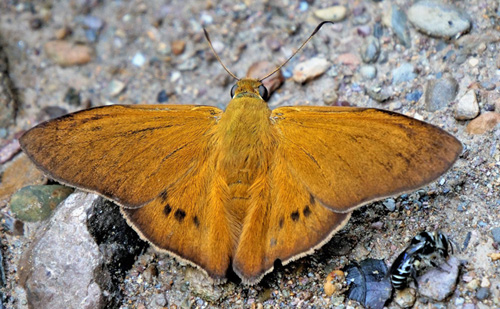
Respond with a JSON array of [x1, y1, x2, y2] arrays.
[[20, 22, 462, 284]]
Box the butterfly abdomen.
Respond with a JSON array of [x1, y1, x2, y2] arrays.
[[215, 96, 276, 244]]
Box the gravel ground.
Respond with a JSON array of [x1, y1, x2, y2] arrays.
[[0, 0, 499, 308]]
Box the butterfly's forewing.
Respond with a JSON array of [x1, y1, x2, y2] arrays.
[[21, 104, 239, 280], [270, 106, 463, 213], [20, 105, 223, 208]]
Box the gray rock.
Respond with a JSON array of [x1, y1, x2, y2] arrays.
[[360, 36, 380, 63], [417, 256, 461, 301], [455, 90, 479, 120], [476, 287, 490, 300], [19, 192, 109, 308], [425, 75, 459, 111], [408, 1, 471, 38], [491, 227, 500, 244], [389, 5, 411, 47], [392, 63, 416, 84]]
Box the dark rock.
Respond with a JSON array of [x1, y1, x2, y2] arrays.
[[64, 87, 81, 106], [157, 89, 169, 103], [475, 287, 490, 300], [86, 196, 148, 301], [344, 259, 392, 309]]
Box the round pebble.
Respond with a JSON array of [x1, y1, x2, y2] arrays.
[[408, 1, 471, 38]]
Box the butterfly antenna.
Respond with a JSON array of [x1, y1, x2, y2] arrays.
[[203, 28, 240, 81], [259, 21, 334, 81]]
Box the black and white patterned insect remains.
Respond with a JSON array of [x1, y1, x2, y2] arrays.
[[389, 231, 453, 290]]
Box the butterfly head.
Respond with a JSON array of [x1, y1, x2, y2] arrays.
[[230, 78, 269, 102]]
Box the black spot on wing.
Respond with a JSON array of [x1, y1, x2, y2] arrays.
[[303, 206, 311, 217], [291, 211, 300, 222], [163, 204, 172, 216], [174, 209, 186, 222]]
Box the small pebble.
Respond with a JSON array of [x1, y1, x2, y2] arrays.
[[366, 87, 391, 102], [132, 52, 146, 67], [55, 27, 72, 40], [408, 1, 471, 38], [425, 75, 459, 111], [466, 112, 500, 134], [405, 90, 423, 102], [383, 198, 396, 211], [44, 40, 94, 66], [29, 17, 43, 30], [337, 53, 360, 68], [488, 252, 500, 261], [82, 15, 104, 30], [64, 87, 81, 106], [357, 25, 371, 37], [468, 58, 479, 67], [292, 57, 331, 84], [392, 63, 415, 84], [455, 90, 479, 120], [360, 36, 380, 63], [360, 65, 377, 79], [314, 6, 348, 22], [157, 90, 168, 103], [481, 277, 491, 288], [476, 287, 490, 301], [322, 89, 338, 105], [107, 80, 126, 97], [171, 40, 186, 55], [155, 293, 167, 306], [394, 288, 417, 308], [323, 270, 345, 297], [466, 279, 480, 291], [491, 227, 500, 244]]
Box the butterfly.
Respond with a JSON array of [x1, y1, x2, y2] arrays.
[[19, 22, 462, 285]]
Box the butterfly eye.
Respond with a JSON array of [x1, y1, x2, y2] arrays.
[[230, 84, 238, 98], [258, 85, 269, 101]]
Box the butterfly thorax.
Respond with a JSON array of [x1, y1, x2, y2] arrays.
[[215, 89, 276, 246]]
